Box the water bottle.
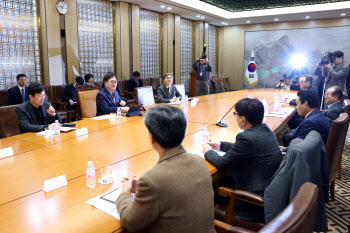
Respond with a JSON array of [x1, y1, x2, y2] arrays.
[[202, 127, 209, 144], [86, 161, 96, 188], [117, 107, 122, 120], [54, 120, 60, 136], [274, 93, 279, 103], [184, 95, 189, 105]]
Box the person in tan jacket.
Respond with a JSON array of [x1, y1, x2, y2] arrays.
[[116, 105, 216, 233]]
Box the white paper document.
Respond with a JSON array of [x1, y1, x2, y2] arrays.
[[91, 115, 113, 120], [195, 150, 226, 158], [86, 188, 122, 220], [167, 101, 182, 105]]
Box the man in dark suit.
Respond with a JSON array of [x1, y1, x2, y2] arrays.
[[202, 98, 282, 222], [7, 74, 29, 105], [156, 73, 182, 103], [96, 72, 129, 116], [323, 86, 344, 124], [15, 82, 62, 134], [62, 76, 84, 110], [283, 89, 330, 147], [117, 105, 215, 233], [127, 71, 143, 92], [285, 74, 319, 129]]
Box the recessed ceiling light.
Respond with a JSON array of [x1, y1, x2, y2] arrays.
[[341, 13, 346, 16], [201, 16, 205, 19], [167, 7, 172, 10], [221, 22, 226, 24], [246, 20, 251, 23], [274, 18, 279, 21], [225, 23, 228, 25], [196, 15, 201, 17], [305, 16, 310, 19], [160, 5, 165, 8]]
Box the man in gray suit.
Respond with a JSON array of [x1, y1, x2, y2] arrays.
[[156, 73, 183, 103], [323, 86, 344, 124], [116, 105, 215, 233], [15, 82, 61, 134]]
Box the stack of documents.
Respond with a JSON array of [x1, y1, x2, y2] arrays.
[[267, 111, 286, 118]]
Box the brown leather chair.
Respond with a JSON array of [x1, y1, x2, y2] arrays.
[[173, 84, 186, 97], [77, 90, 98, 118], [52, 85, 76, 122], [338, 99, 350, 179], [45, 86, 67, 122], [216, 79, 225, 93], [75, 85, 99, 119], [0, 90, 8, 107], [326, 112, 349, 201], [142, 78, 151, 87], [117, 80, 136, 106], [94, 81, 103, 90], [214, 182, 319, 233], [223, 78, 229, 92], [150, 77, 160, 96], [0, 105, 20, 138], [134, 86, 155, 106]]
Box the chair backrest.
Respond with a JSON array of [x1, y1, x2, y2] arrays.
[[0, 105, 20, 138], [44, 86, 51, 103], [222, 78, 229, 92], [134, 86, 155, 106], [216, 79, 225, 93], [77, 90, 98, 118], [52, 85, 66, 103], [94, 81, 103, 90], [117, 80, 126, 97], [326, 113, 350, 182], [259, 182, 318, 233], [150, 78, 160, 95], [142, 78, 151, 87], [174, 84, 185, 97], [0, 90, 8, 107], [75, 85, 99, 119]]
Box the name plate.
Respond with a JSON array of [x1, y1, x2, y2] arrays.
[[43, 174, 68, 192], [0, 147, 14, 158], [76, 127, 88, 137]]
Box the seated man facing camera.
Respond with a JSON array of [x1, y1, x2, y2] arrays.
[[202, 98, 282, 222], [283, 89, 330, 148], [96, 72, 129, 116], [156, 73, 183, 103], [15, 82, 62, 134], [116, 105, 215, 233]]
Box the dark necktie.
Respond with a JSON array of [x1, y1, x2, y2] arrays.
[[21, 88, 25, 102], [112, 92, 116, 106], [136, 80, 139, 87]]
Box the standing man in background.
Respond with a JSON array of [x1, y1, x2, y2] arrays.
[[192, 54, 212, 96], [7, 74, 29, 105]]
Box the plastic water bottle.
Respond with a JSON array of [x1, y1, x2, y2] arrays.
[[184, 95, 189, 105], [202, 127, 209, 143], [117, 107, 122, 120], [54, 120, 60, 136], [86, 161, 96, 188]]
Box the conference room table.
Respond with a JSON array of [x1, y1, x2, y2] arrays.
[[0, 89, 297, 233]]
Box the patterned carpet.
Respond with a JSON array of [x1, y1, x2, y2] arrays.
[[326, 142, 350, 233]]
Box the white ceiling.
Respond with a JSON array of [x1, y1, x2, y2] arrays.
[[113, 0, 350, 26]]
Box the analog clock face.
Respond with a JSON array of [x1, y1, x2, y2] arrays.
[[56, 1, 68, 15]]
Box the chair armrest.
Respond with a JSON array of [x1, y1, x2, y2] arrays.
[[125, 90, 135, 99], [218, 187, 264, 207], [214, 220, 255, 233], [53, 101, 68, 111]]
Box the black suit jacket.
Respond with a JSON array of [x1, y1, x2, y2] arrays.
[[127, 78, 143, 92], [156, 84, 183, 103], [289, 86, 319, 106], [7, 86, 29, 105], [323, 101, 343, 125], [204, 123, 282, 221], [264, 131, 329, 232], [15, 101, 62, 133]]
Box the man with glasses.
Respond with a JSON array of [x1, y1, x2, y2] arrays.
[[285, 74, 319, 129]]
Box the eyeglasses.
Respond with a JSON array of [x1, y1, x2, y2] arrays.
[[233, 112, 240, 117]]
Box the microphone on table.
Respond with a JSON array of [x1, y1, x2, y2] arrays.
[[216, 104, 236, 127]]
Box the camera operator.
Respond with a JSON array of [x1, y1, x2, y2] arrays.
[[316, 51, 349, 94], [192, 53, 212, 96], [275, 73, 291, 89]]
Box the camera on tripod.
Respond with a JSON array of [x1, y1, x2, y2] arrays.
[[201, 44, 207, 59], [319, 51, 334, 66]]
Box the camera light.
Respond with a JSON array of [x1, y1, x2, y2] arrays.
[[201, 16, 205, 19], [160, 5, 165, 8], [222, 22, 226, 24], [290, 54, 307, 69], [196, 15, 201, 17], [274, 18, 279, 21]]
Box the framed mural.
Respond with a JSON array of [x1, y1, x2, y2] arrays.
[[244, 26, 350, 89]]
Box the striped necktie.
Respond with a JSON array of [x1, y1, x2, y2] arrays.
[[112, 92, 116, 106], [21, 88, 25, 102]]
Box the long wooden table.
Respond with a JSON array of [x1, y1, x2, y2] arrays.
[[0, 89, 297, 233]]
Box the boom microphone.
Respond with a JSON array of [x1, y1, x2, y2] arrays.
[[216, 104, 236, 127]]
